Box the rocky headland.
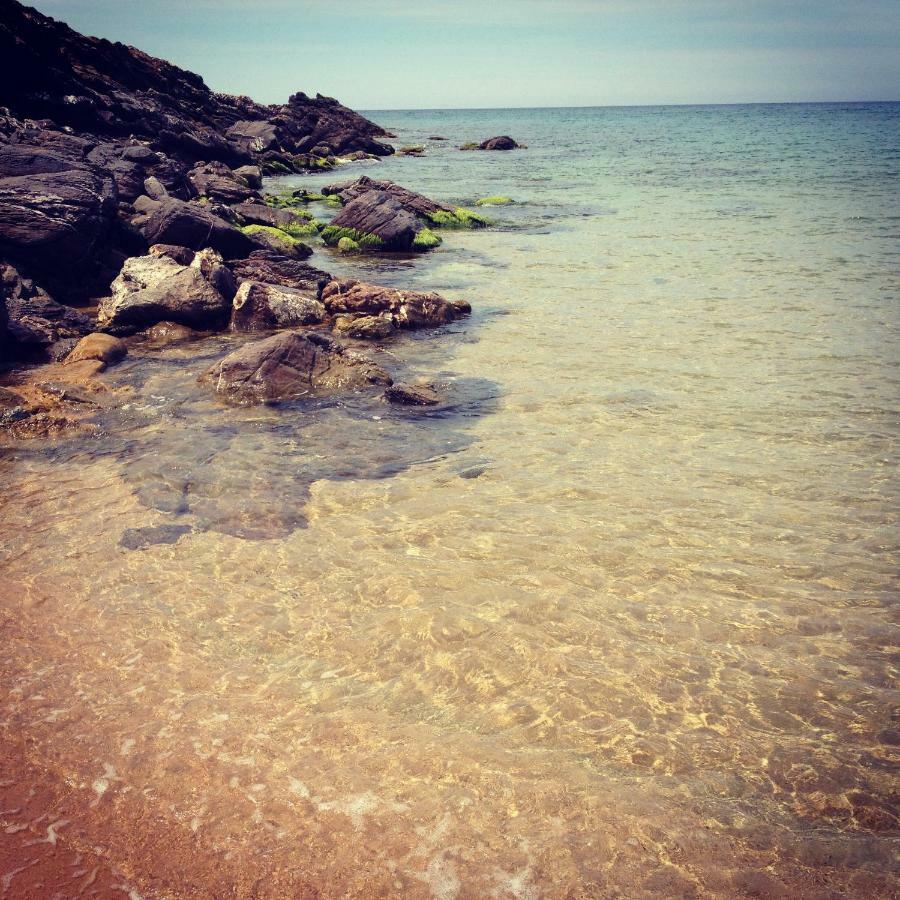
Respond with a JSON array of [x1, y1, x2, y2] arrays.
[[0, 0, 489, 434]]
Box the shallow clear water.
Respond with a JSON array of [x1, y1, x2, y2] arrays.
[[1, 104, 898, 897]]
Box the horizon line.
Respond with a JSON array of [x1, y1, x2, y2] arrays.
[[358, 99, 900, 113]]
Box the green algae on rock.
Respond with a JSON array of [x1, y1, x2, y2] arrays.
[[337, 236, 361, 253], [411, 227, 442, 251], [475, 195, 513, 206], [425, 207, 491, 229], [240, 224, 311, 255], [320, 225, 385, 249]]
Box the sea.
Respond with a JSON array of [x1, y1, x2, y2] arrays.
[[0, 103, 898, 897]]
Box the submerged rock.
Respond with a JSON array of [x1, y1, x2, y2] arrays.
[[143, 321, 198, 347], [385, 382, 440, 406], [333, 313, 395, 340], [201, 330, 391, 404], [119, 524, 192, 551], [231, 281, 326, 331], [322, 279, 471, 330], [479, 135, 520, 150], [99, 247, 233, 331]]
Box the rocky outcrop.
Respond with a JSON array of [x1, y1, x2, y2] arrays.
[[322, 279, 471, 333], [98, 246, 234, 331], [187, 161, 257, 204], [479, 136, 520, 150], [201, 331, 391, 403], [0, 1, 393, 168], [231, 281, 326, 331], [326, 192, 420, 251], [0, 133, 118, 299]]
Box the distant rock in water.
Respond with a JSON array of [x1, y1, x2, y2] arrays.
[[200, 331, 391, 404], [460, 136, 521, 151]]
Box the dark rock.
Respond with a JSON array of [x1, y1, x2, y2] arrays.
[[479, 136, 519, 150], [385, 382, 440, 406], [2, 263, 93, 355], [231, 282, 325, 331], [134, 197, 256, 258], [119, 524, 192, 551], [187, 161, 256, 204], [200, 330, 391, 404], [0, 139, 117, 298], [122, 145, 159, 165], [322, 175, 453, 220], [328, 191, 420, 251], [229, 251, 330, 294], [232, 201, 311, 231], [234, 165, 263, 189], [322, 279, 471, 330]]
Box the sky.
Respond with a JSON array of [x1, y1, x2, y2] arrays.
[[31, 0, 900, 110]]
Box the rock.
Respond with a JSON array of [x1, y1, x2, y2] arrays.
[[385, 382, 440, 406], [122, 145, 159, 165], [64, 332, 127, 368], [333, 314, 395, 340], [479, 135, 519, 150], [232, 200, 312, 231], [322, 175, 453, 220], [134, 197, 256, 259], [144, 320, 198, 346], [99, 247, 231, 331], [229, 251, 329, 294], [188, 161, 256, 204], [231, 281, 326, 331], [192, 247, 237, 301], [321, 279, 471, 330], [326, 191, 420, 251], [0, 138, 117, 299], [234, 165, 263, 189], [201, 330, 391, 404], [143, 175, 169, 200], [240, 225, 312, 258], [1, 262, 93, 356]]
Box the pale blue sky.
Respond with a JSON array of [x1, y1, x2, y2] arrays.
[[33, 0, 900, 109]]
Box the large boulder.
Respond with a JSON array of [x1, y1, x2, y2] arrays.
[[231, 281, 326, 331], [133, 197, 257, 259], [229, 251, 330, 294], [201, 330, 391, 404], [327, 191, 420, 251], [321, 279, 471, 331], [98, 246, 233, 331], [0, 137, 117, 298]]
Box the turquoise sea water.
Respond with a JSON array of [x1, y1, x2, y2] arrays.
[[1, 103, 898, 896]]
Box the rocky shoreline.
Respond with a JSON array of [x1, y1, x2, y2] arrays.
[[0, 1, 518, 438]]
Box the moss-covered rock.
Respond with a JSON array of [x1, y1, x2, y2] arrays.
[[459, 142, 480, 151], [241, 224, 309, 255], [399, 145, 425, 155], [337, 236, 360, 253], [425, 207, 491, 229], [320, 225, 385, 249], [475, 195, 513, 206], [264, 193, 314, 215], [412, 228, 442, 251], [281, 219, 321, 238]]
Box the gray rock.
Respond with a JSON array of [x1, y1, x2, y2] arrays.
[[385, 382, 440, 406], [231, 281, 326, 331], [328, 190, 420, 251]]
